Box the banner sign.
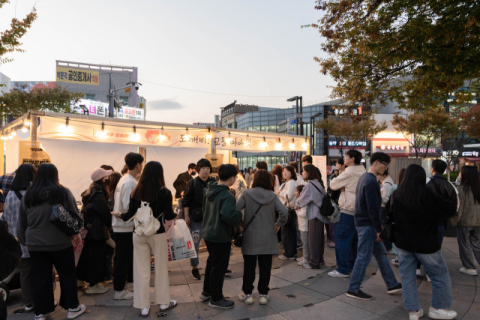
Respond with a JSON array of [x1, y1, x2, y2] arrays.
[[39, 117, 308, 152], [117, 106, 144, 120], [19, 141, 51, 166], [312, 156, 327, 185], [72, 99, 108, 117], [56, 66, 99, 86]]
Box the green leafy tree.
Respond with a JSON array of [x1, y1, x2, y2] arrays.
[[392, 109, 460, 158], [317, 107, 387, 156], [308, 0, 480, 111], [0, 0, 37, 65], [0, 84, 84, 120]]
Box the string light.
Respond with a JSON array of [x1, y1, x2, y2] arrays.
[[130, 125, 140, 142], [225, 132, 232, 144], [59, 117, 72, 133], [8, 131, 13, 139], [24, 114, 31, 126], [206, 127, 212, 140], [290, 138, 295, 150], [260, 137, 268, 150], [97, 122, 107, 139], [302, 137, 308, 149], [10, 129, 16, 136], [21, 124, 28, 133], [159, 126, 167, 142], [275, 138, 282, 150], [1, 132, 7, 140], [184, 128, 191, 141]]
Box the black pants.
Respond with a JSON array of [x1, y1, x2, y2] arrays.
[[17, 258, 34, 306], [203, 241, 231, 302], [242, 254, 273, 295], [29, 247, 79, 316], [281, 210, 298, 258], [113, 232, 133, 292], [309, 218, 325, 267]]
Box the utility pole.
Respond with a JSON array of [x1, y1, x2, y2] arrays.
[[109, 73, 115, 118]]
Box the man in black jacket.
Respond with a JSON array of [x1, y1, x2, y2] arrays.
[[173, 163, 197, 199], [183, 159, 215, 280], [427, 160, 458, 245]]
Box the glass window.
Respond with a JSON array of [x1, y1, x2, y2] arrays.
[[86, 94, 95, 100], [119, 96, 129, 105]]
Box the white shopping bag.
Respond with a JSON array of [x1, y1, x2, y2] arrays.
[[166, 219, 197, 262]]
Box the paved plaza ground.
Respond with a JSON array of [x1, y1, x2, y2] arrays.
[[5, 237, 480, 320]]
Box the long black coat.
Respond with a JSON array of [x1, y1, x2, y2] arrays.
[[77, 183, 112, 285]]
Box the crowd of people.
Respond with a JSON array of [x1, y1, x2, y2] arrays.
[[0, 150, 479, 320]]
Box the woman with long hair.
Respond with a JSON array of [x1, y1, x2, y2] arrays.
[[451, 166, 480, 276], [77, 168, 113, 295], [392, 164, 457, 320], [107, 172, 122, 210], [236, 170, 288, 305], [277, 165, 298, 260], [17, 164, 86, 320], [113, 161, 177, 317], [296, 164, 329, 269], [245, 167, 254, 189], [3, 164, 37, 313], [271, 164, 283, 193]]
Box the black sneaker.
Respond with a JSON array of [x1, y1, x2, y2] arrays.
[[192, 268, 201, 280], [224, 270, 233, 277], [319, 261, 326, 266], [200, 291, 211, 301], [208, 298, 234, 309], [346, 290, 373, 300], [387, 283, 402, 294]]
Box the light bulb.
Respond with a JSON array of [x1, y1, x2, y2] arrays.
[[24, 119, 31, 126], [183, 134, 191, 141], [289, 143, 295, 149], [302, 142, 308, 149], [11, 131, 16, 136], [159, 134, 167, 142], [275, 143, 282, 150], [206, 134, 212, 140], [21, 126, 28, 133]]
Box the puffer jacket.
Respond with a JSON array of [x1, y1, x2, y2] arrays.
[[451, 185, 480, 227], [329, 165, 366, 215]]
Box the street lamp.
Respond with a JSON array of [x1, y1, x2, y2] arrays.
[[287, 96, 303, 135]]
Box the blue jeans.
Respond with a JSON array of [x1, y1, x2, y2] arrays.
[[190, 220, 202, 268], [335, 213, 358, 275], [398, 248, 452, 311], [417, 225, 445, 269], [329, 222, 337, 242], [348, 225, 398, 292]]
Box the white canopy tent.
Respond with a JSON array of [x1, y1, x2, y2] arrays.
[[2, 111, 311, 200]]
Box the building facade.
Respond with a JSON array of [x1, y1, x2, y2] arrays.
[[220, 101, 264, 128]]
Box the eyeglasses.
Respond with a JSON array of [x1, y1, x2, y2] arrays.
[[379, 161, 388, 167]]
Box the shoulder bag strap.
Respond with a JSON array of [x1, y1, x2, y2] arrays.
[[242, 203, 263, 233], [14, 190, 23, 201], [309, 181, 325, 195]]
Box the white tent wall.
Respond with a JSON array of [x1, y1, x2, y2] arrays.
[[146, 147, 230, 193], [5, 135, 21, 174], [39, 139, 137, 200]]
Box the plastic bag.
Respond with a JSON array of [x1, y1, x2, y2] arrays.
[[166, 219, 197, 262]]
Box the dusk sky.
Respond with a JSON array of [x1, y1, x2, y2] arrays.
[[1, 0, 333, 123]]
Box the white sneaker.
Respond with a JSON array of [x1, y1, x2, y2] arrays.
[[460, 267, 478, 276], [85, 284, 109, 295], [409, 308, 424, 320], [67, 304, 86, 319], [259, 295, 270, 305], [297, 258, 308, 266], [238, 293, 254, 305], [416, 269, 422, 276], [34, 315, 47, 320], [278, 255, 295, 260], [428, 307, 457, 319], [302, 263, 312, 269], [140, 307, 150, 318], [328, 270, 350, 278], [296, 257, 304, 262], [114, 289, 134, 300]]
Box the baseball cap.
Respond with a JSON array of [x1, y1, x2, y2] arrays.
[[91, 168, 113, 182]]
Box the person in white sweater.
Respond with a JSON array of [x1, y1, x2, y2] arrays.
[[295, 185, 309, 266], [277, 166, 298, 260], [328, 150, 366, 278], [111, 152, 144, 300]]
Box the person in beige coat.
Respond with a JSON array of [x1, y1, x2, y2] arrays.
[[450, 166, 480, 276]]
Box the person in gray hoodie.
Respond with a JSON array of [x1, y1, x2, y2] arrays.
[[236, 170, 288, 306], [17, 164, 86, 320], [296, 164, 328, 269]]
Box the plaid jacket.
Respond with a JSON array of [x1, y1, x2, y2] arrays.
[[3, 190, 28, 258], [0, 172, 16, 203]]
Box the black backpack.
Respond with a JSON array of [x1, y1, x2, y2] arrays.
[[310, 182, 334, 217]]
